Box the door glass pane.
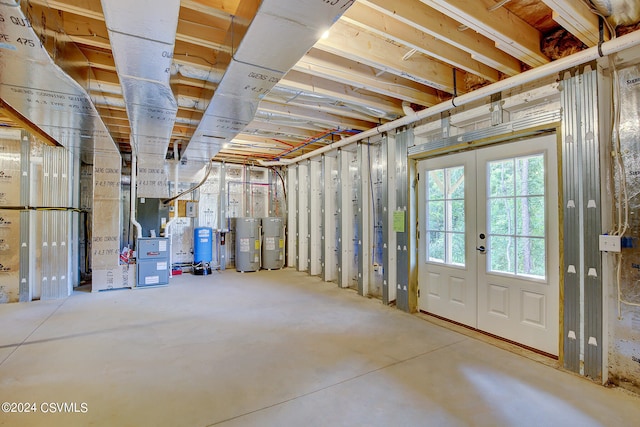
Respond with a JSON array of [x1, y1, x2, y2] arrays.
[[489, 235, 515, 273], [487, 153, 546, 279], [448, 167, 465, 199], [489, 160, 514, 197], [428, 201, 445, 230], [489, 198, 515, 235], [426, 166, 465, 266], [516, 237, 545, 277], [428, 231, 445, 262], [450, 200, 465, 232], [516, 196, 544, 237], [516, 156, 545, 196], [451, 233, 466, 265], [428, 169, 444, 199]]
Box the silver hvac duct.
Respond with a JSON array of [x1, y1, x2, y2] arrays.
[[0, 1, 119, 161], [182, 0, 357, 162], [101, 0, 181, 166]]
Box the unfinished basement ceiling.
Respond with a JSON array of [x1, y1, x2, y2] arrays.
[[2, 0, 640, 165]]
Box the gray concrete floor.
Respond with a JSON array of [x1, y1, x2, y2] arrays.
[[1, 269, 639, 427]]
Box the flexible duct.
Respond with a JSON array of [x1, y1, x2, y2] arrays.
[[258, 29, 640, 166], [171, 63, 224, 84]]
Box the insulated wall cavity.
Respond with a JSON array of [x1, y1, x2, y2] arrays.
[[226, 165, 245, 219], [268, 168, 286, 218], [167, 180, 197, 266], [248, 168, 269, 218], [0, 210, 20, 303], [0, 138, 21, 302], [607, 63, 640, 390], [198, 164, 221, 229]]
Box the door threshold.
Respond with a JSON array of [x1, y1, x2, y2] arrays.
[[417, 310, 560, 367]]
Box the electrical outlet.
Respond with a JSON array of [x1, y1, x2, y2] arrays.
[[599, 235, 621, 252]]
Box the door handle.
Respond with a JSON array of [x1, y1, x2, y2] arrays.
[[476, 245, 486, 254]]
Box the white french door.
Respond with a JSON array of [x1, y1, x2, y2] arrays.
[[418, 135, 559, 355]]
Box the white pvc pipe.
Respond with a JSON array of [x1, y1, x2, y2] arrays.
[[259, 29, 640, 166], [130, 144, 143, 239], [164, 141, 181, 232], [164, 141, 180, 277]]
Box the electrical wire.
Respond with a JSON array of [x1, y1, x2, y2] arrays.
[[162, 158, 214, 204], [269, 166, 287, 204], [584, 1, 617, 39]]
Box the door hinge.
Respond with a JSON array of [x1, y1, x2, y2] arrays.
[[417, 288, 420, 298]]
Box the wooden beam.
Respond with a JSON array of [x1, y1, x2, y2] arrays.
[[344, 2, 499, 82], [541, 0, 607, 47], [242, 121, 323, 141], [420, 0, 548, 66], [79, 47, 116, 71], [281, 70, 404, 118], [262, 92, 391, 124], [0, 100, 61, 146], [294, 49, 443, 108], [58, 12, 111, 49], [359, 0, 521, 75], [180, 0, 239, 20], [316, 21, 465, 94], [176, 21, 229, 52], [30, 0, 105, 21], [258, 100, 375, 131]]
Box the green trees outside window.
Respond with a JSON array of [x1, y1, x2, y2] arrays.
[[425, 153, 546, 279]]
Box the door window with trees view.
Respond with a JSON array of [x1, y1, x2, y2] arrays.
[[426, 166, 465, 266], [487, 154, 546, 279]]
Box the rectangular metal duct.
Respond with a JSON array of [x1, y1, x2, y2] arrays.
[[183, 0, 356, 162], [0, 1, 120, 162], [101, 0, 181, 164]]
